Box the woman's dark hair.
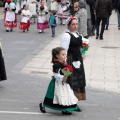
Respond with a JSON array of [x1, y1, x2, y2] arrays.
[[51, 47, 65, 63]]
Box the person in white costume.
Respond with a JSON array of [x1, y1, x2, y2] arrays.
[[27, 0, 37, 23], [37, 0, 49, 33], [21, 0, 27, 9], [50, 0, 60, 11], [4, 0, 17, 32], [19, 4, 32, 32], [57, 0, 69, 25]]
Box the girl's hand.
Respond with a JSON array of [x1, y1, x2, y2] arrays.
[[63, 76, 67, 81]]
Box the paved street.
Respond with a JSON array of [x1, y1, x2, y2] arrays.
[[0, 7, 120, 120]]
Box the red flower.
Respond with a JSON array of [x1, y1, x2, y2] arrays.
[[40, 5, 44, 11], [82, 43, 88, 47], [62, 65, 73, 77], [68, 65, 73, 72], [18, 10, 21, 14], [63, 67, 69, 71]]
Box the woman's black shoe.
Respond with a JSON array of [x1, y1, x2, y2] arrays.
[[96, 36, 98, 39], [62, 111, 72, 115], [39, 103, 46, 113]]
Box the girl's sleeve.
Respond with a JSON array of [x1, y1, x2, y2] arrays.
[[60, 32, 71, 54], [53, 64, 64, 81], [4, 3, 8, 10]]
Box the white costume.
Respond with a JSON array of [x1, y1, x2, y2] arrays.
[[50, 0, 58, 11], [4, 1, 17, 31], [28, 0, 37, 16], [37, 5, 49, 33], [57, 2, 69, 25], [28, 0, 37, 23], [19, 9, 32, 31], [21, 9, 32, 22]]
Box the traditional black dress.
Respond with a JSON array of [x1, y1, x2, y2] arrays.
[[65, 32, 86, 100], [43, 62, 78, 111], [0, 45, 7, 81]]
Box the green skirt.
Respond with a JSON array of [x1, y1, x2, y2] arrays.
[[43, 77, 78, 111]]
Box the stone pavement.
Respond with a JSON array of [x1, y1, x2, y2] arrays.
[[21, 11, 120, 94], [0, 7, 4, 19]]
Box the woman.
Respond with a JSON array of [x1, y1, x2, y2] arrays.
[[0, 42, 7, 82], [60, 16, 86, 111], [74, 1, 88, 38]]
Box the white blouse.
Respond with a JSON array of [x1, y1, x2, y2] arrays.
[[21, 10, 32, 23]]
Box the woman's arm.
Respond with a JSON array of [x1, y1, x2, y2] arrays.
[[60, 32, 71, 53]]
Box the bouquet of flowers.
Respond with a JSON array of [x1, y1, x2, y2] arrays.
[[18, 9, 21, 14], [40, 5, 44, 11], [61, 65, 73, 77], [81, 37, 89, 55]]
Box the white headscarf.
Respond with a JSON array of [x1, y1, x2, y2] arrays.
[[66, 16, 78, 27]]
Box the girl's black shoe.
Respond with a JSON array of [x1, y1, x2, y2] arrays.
[[39, 103, 46, 113], [74, 107, 82, 112], [62, 111, 72, 115]]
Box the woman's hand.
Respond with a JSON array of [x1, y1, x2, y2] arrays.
[[82, 55, 86, 60]]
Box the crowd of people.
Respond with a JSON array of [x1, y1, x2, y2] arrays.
[[1, 0, 120, 116], [3, 0, 120, 39]]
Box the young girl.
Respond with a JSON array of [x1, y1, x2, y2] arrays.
[[19, 4, 32, 32], [57, 0, 69, 25], [39, 47, 78, 115], [49, 10, 57, 37], [4, 0, 17, 32], [37, 0, 49, 33]]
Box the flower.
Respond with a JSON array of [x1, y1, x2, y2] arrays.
[[40, 5, 44, 11], [18, 10, 21, 14], [82, 42, 89, 55], [81, 36, 90, 55], [61, 65, 73, 77]]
